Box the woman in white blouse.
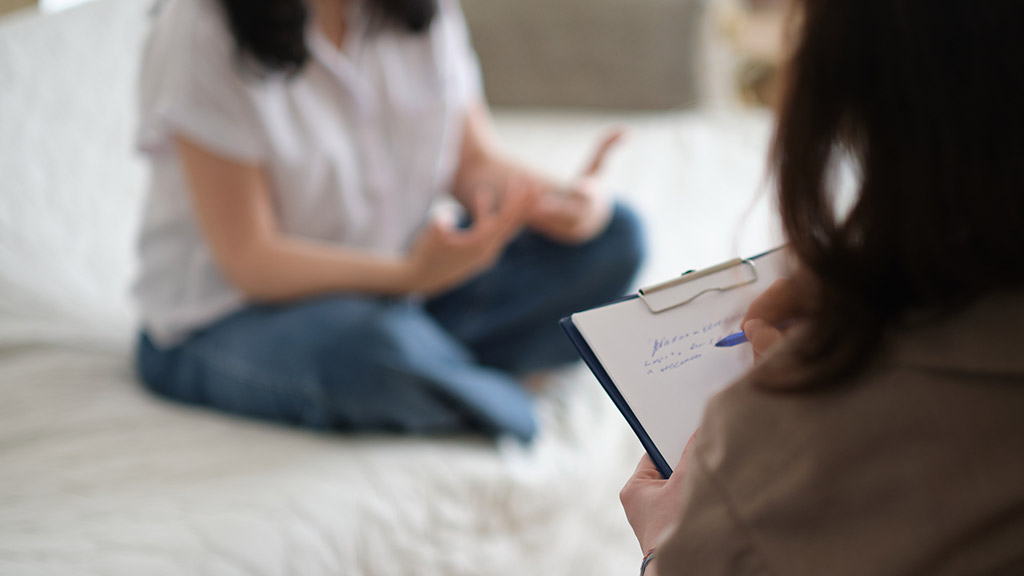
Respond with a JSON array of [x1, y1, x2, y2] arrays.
[[133, 0, 644, 440]]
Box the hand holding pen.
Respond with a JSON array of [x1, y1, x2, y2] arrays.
[[716, 277, 810, 363]]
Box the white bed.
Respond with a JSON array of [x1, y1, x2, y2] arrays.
[[0, 0, 778, 573]]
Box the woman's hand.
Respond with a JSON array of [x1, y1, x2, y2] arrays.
[[741, 276, 811, 362], [453, 103, 625, 245], [527, 128, 625, 244], [404, 178, 538, 296], [620, 431, 698, 557]]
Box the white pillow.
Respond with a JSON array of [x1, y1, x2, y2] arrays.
[[0, 0, 149, 351]]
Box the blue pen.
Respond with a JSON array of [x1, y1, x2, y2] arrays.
[[715, 331, 749, 348], [716, 320, 795, 347]]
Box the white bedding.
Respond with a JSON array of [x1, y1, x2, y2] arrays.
[[0, 0, 778, 573], [0, 347, 643, 575]]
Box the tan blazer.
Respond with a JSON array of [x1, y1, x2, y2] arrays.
[[658, 291, 1024, 575]]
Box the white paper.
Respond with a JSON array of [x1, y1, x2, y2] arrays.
[[572, 248, 790, 473]]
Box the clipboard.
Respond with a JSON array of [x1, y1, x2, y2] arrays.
[[560, 247, 790, 478]]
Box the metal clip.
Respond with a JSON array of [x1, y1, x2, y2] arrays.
[[638, 258, 759, 314]]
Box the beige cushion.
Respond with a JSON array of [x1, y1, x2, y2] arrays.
[[462, 0, 705, 109]]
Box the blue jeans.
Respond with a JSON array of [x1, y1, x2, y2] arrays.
[[137, 204, 644, 441]]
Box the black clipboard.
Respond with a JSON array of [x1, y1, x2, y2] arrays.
[[560, 247, 787, 479]]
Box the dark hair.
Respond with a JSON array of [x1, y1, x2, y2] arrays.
[[771, 1, 1024, 385], [218, 0, 438, 76]]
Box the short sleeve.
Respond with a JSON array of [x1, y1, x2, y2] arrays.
[[136, 0, 268, 163], [439, 0, 484, 105]]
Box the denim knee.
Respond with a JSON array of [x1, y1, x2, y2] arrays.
[[598, 202, 647, 282], [136, 332, 174, 395]]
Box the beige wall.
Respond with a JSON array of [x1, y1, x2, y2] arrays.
[[0, 0, 36, 17]]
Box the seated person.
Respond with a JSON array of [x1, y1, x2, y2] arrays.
[[133, 0, 644, 441]]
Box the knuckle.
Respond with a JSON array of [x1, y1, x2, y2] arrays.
[[619, 485, 632, 505]]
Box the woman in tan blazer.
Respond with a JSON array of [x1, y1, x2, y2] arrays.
[[619, 1, 1024, 574]]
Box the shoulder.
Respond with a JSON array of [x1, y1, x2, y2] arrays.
[[433, 0, 472, 38], [436, 0, 466, 19], [698, 332, 1024, 498], [701, 288, 1024, 476], [140, 0, 254, 101], [146, 0, 235, 64], [137, 0, 270, 161], [151, 0, 227, 34], [681, 297, 1024, 573]]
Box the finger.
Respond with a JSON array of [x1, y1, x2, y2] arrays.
[[512, 175, 544, 210], [459, 185, 528, 262], [426, 215, 459, 240], [535, 193, 580, 224], [491, 177, 536, 237], [675, 428, 700, 463], [682, 428, 699, 457], [630, 454, 665, 482], [570, 175, 600, 199], [742, 278, 803, 328], [743, 318, 786, 359], [470, 187, 497, 224], [666, 429, 700, 484], [454, 187, 497, 244], [435, 223, 471, 248], [582, 127, 627, 177]]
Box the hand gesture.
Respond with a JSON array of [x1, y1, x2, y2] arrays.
[[529, 128, 626, 244], [406, 178, 539, 296]]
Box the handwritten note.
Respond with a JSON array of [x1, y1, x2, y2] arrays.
[[568, 248, 789, 474], [644, 313, 743, 375]]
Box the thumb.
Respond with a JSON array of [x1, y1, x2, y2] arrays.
[[428, 214, 467, 245], [742, 319, 785, 359], [666, 429, 700, 485], [582, 127, 627, 177]]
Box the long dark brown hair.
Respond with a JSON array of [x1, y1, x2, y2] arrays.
[[772, 0, 1024, 385], [217, 0, 438, 76]]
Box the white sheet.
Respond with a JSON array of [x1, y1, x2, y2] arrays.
[[571, 248, 790, 475], [0, 348, 644, 575]]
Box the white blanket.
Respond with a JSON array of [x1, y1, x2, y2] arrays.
[[0, 347, 644, 575]]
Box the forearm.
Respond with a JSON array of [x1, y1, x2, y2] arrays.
[[225, 235, 411, 303]]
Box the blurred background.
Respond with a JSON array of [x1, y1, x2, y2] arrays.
[[0, 0, 789, 574], [5, 0, 787, 107]]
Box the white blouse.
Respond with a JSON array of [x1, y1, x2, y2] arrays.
[[134, 0, 483, 346]]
